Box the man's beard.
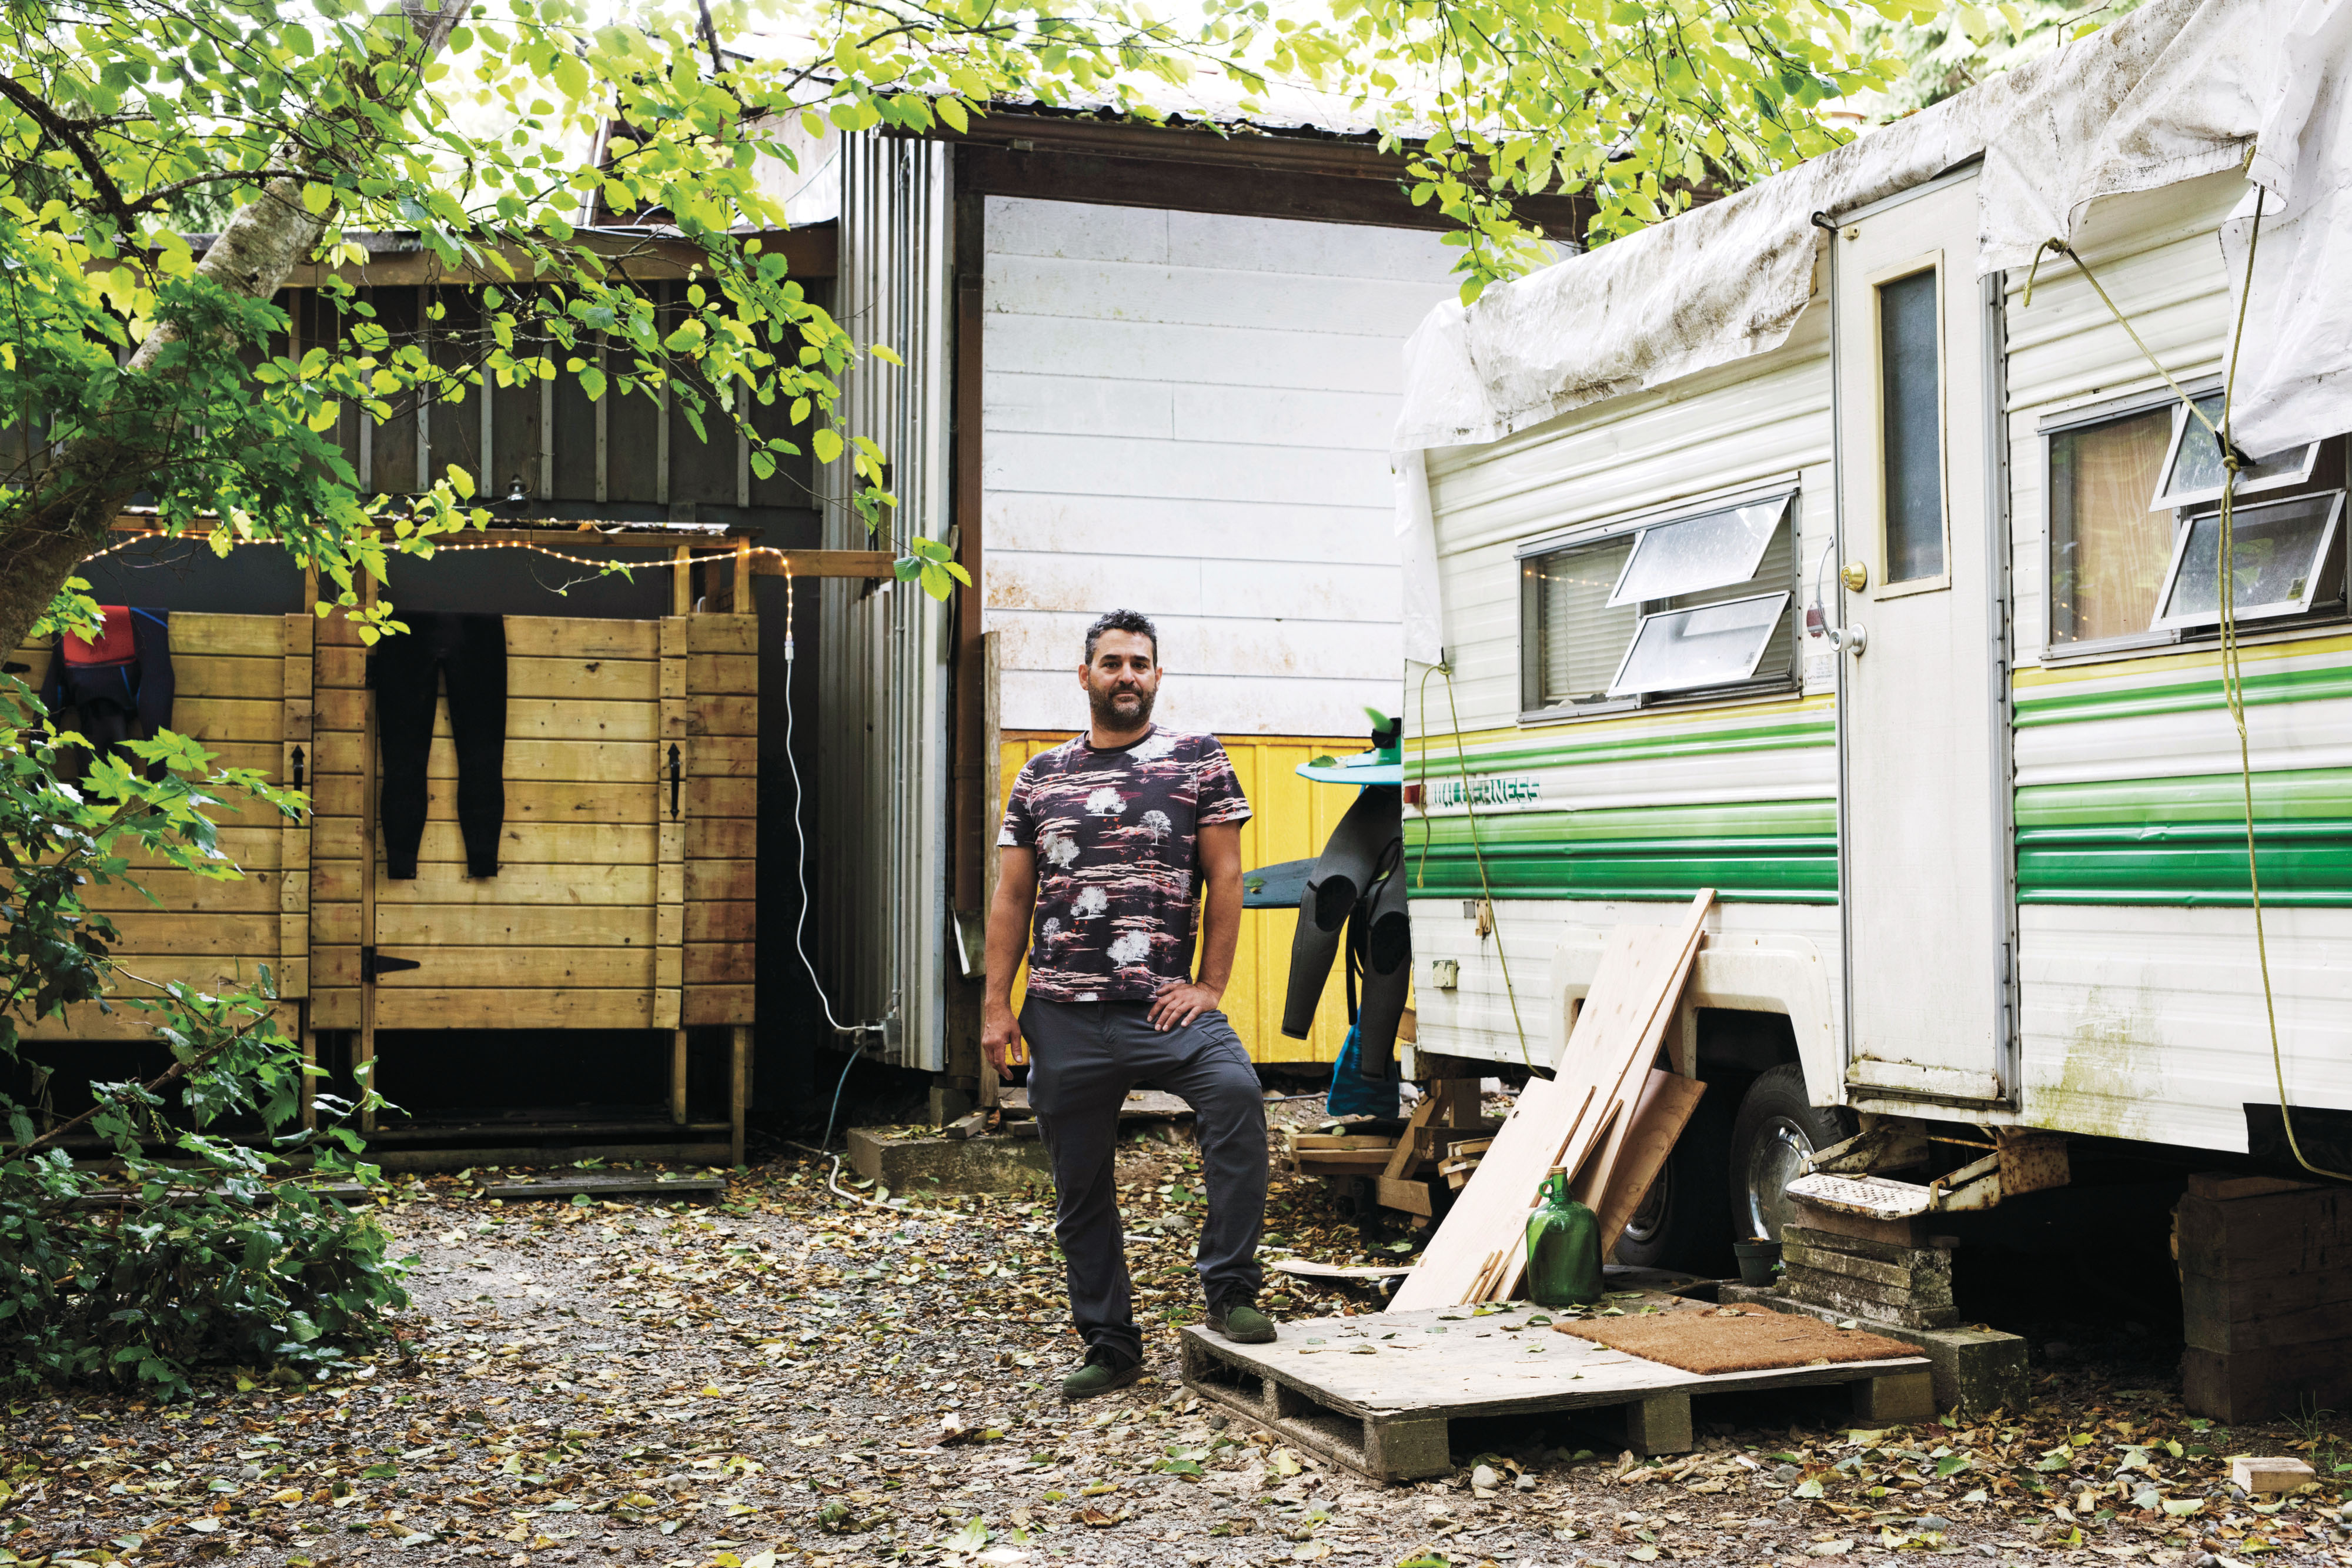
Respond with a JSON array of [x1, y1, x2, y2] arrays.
[[1089, 684, 1155, 730]]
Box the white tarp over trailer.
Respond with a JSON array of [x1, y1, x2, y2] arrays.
[[1394, 0, 2352, 469]]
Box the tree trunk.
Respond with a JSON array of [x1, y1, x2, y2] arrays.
[[0, 0, 462, 660]]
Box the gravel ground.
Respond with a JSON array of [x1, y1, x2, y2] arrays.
[[5, 1109, 2349, 1568]]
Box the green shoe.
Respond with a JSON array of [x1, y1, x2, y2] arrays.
[[1207, 1296, 1277, 1344], [1059, 1350, 1142, 1402]]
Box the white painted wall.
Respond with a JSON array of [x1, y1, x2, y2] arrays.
[[982, 196, 1460, 736]]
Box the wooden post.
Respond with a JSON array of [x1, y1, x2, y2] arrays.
[[356, 573, 379, 1135], [671, 544, 691, 617], [978, 628, 1002, 1110], [670, 1028, 689, 1126], [729, 1024, 750, 1167], [731, 539, 750, 614], [299, 1009, 318, 1132]]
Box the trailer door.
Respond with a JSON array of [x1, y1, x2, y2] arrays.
[[1832, 170, 2016, 1107]]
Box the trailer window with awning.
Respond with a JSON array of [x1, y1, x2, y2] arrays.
[[1519, 490, 1798, 717], [2153, 392, 2320, 510]]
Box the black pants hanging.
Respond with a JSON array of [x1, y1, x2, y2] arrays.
[[369, 613, 506, 879]]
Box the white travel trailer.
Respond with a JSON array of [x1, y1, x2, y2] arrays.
[[1393, 0, 2352, 1269]]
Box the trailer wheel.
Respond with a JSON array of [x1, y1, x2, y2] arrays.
[[1611, 1091, 1733, 1275], [1729, 1064, 1856, 1243]]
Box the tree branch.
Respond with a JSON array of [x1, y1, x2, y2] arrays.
[[0, 73, 138, 227]]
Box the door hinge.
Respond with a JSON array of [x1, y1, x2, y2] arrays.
[[668, 743, 683, 819], [360, 946, 421, 983]]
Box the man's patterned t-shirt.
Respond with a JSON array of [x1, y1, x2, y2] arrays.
[[998, 726, 1252, 1002]]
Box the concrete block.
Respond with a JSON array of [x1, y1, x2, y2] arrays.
[[1851, 1369, 1937, 1425], [847, 1125, 1053, 1195], [1621, 1392, 1692, 1456], [1780, 1263, 1959, 1328], [2231, 1457, 2316, 1494], [1722, 1282, 2027, 1414]]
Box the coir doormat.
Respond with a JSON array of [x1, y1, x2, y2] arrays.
[[1553, 1305, 1917, 1375]]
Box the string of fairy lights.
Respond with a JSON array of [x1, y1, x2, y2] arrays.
[[79, 529, 821, 576]]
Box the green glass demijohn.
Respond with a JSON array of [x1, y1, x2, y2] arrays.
[[1524, 1165, 1603, 1306]]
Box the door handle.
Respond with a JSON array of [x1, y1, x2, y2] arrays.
[[1842, 624, 1868, 657]]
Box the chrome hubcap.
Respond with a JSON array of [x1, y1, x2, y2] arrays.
[[1743, 1118, 1816, 1241]]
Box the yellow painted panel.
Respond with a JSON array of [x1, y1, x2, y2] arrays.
[[998, 733, 1364, 1066]]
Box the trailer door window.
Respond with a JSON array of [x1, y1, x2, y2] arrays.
[[2152, 492, 2344, 630], [2154, 392, 2320, 510], [2048, 405, 2175, 645], [1877, 265, 1946, 585]]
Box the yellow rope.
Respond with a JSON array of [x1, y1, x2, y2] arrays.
[[2037, 190, 2348, 1183], [1430, 661, 1533, 1070]]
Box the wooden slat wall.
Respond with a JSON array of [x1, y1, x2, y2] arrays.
[[310, 616, 368, 1028], [18, 613, 299, 1039], [368, 616, 662, 1030], [681, 616, 756, 1025], [23, 609, 755, 1045]]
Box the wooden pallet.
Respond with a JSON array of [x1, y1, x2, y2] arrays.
[[1180, 1295, 1934, 1485]]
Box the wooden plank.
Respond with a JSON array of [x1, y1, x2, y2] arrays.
[[159, 613, 290, 657], [369, 946, 656, 988], [313, 905, 359, 945], [685, 901, 756, 942], [374, 904, 657, 947], [1289, 1149, 1396, 1171], [1572, 1069, 1710, 1263], [157, 696, 284, 744], [91, 913, 280, 956], [312, 988, 358, 1028], [316, 818, 657, 864], [686, 615, 758, 654], [670, 1028, 689, 1125], [73, 870, 288, 913], [281, 614, 310, 1000], [374, 988, 656, 1029], [482, 1172, 726, 1201], [686, 736, 757, 777], [686, 817, 757, 860], [168, 654, 290, 700], [115, 827, 282, 871], [20, 999, 300, 1042], [316, 860, 659, 905], [687, 653, 759, 694], [416, 777, 660, 824], [746, 550, 895, 580], [1392, 893, 1712, 1312], [683, 944, 752, 983], [685, 775, 756, 817], [314, 688, 659, 741], [320, 649, 661, 700], [1381, 1094, 1444, 1182], [1292, 1134, 1398, 1151], [683, 985, 754, 1025], [686, 696, 756, 737], [686, 859, 755, 902], [1377, 1176, 1435, 1216], [503, 617, 663, 659]]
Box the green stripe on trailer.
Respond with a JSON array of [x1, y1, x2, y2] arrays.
[[2014, 660, 2352, 727], [1404, 799, 1837, 902], [1404, 717, 1834, 779], [2015, 767, 2352, 905]]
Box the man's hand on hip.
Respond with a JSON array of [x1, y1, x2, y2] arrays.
[[1147, 979, 1222, 1032], [982, 1002, 1024, 1073]]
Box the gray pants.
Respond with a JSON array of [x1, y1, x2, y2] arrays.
[[1021, 998, 1269, 1367]]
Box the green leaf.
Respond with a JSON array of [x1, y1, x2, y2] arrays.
[[811, 428, 843, 464], [1934, 1453, 1970, 1477], [1793, 1477, 1825, 1498]]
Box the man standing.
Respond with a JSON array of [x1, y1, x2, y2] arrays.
[[984, 609, 1277, 1400]]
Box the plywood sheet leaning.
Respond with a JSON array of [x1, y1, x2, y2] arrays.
[[1572, 1067, 1709, 1263], [1388, 890, 1712, 1312]]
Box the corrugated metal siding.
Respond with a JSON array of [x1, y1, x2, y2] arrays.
[[981, 198, 1459, 737], [1405, 310, 1837, 1066], [998, 733, 1362, 1064], [819, 132, 956, 1071]]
